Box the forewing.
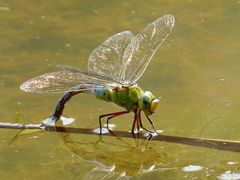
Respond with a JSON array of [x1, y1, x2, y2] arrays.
[[120, 15, 175, 85], [88, 31, 134, 82], [20, 71, 116, 93]]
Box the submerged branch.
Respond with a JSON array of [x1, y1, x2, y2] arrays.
[[0, 122, 240, 152]]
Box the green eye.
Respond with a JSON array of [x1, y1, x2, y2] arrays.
[[142, 91, 152, 105], [142, 98, 148, 105]]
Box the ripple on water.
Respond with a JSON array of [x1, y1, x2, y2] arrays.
[[42, 116, 75, 126], [143, 130, 164, 137], [103, 123, 116, 129], [60, 116, 75, 125], [217, 171, 240, 180], [92, 128, 109, 134], [182, 165, 203, 172]]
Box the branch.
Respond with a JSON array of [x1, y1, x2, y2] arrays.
[[1, 122, 240, 152]]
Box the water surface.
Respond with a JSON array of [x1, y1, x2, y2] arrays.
[[0, 0, 239, 179]]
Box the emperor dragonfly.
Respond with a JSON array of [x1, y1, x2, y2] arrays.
[[20, 15, 175, 134]]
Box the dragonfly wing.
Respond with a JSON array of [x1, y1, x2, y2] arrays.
[[20, 71, 117, 93], [88, 31, 134, 83], [120, 15, 175, 85], [58, 64, 82, 73], [58, 64, 122, 83]]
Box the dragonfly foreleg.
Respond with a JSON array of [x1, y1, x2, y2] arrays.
[[98, 111, 129, 135], [138, 110, 155, 133], [145, 114, 158, 134], [50, 91, 80, 122]]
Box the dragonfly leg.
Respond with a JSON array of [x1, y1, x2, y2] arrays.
[[131, 111, 138, 134], [138, 111, 155, 133], [132, 109, 145, 134], [136, 111, 140, 132], [98, 111, 129, 135], [44, 91, 80, 124], [145, 114, 158, 134], [106, 111, 129, 129]]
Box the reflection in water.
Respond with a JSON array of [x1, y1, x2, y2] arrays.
[[59, 132, 168, 177]]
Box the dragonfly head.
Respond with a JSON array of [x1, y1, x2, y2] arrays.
[[140, 91, 159, 116]]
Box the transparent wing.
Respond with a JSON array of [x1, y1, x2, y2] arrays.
[[119, 15, 175, 85], [58, 64, 120, 83], [20, 70, 118, 93], [88, 31, 134, 82]]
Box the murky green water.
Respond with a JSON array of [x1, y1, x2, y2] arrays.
[[0, 0, 240, 179]]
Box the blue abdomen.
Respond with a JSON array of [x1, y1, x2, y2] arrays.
[[94, 88, 112, 102]]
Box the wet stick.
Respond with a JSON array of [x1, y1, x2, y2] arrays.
[[0, 122, 240, 152]]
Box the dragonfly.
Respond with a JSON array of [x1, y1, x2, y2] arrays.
[[20, 15, 175, 134]]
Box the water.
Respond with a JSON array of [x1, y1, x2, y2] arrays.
[[0, 0, 240, 179]]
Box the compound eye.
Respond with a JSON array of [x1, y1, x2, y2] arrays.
[[142, 95, 150, 105], [142, 97, 148, 105]]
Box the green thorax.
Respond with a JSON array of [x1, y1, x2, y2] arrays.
[[95, 85, 144, 111]]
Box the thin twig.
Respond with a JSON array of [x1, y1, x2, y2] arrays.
[[0, 122, 240, 152]]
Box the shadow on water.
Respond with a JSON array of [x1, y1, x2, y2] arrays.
[[59, 131, 166, 177]]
